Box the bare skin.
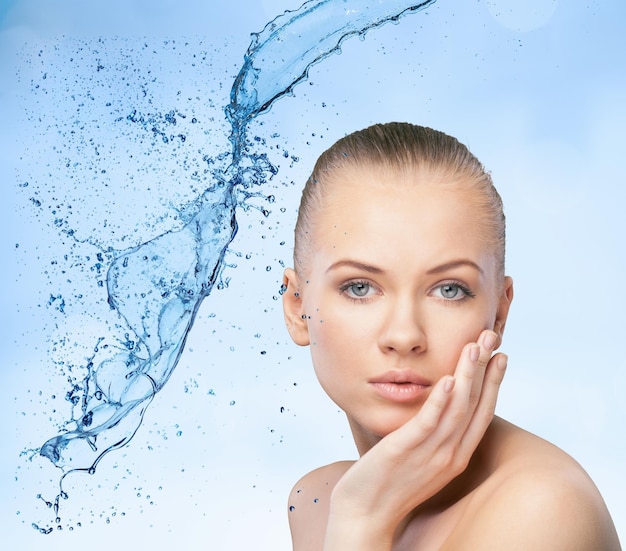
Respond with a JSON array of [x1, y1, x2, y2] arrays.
[[282, 163, 621, 550], [287, 417, 619, 550]]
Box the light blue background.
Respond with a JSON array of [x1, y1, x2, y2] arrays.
[[1, 0, 624, 548]]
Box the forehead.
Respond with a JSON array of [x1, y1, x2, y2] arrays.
[[312, 165, 493, 271]]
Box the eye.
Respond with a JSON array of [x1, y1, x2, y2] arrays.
[[340, 280, 377, 301], [432, 282, 474, 301], [441, 284, 461, 299]]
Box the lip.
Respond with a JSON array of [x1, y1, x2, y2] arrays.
[[369, 371, 431, 403]]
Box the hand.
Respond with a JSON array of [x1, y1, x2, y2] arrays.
[[324, 329, 508, 550]]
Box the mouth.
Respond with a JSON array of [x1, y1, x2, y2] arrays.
[[369, 371, 431, 403]]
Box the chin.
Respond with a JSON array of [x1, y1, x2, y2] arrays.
[[353, 409, 417, 441]]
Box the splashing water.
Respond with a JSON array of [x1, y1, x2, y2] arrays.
[[32, 0, 437, 531]]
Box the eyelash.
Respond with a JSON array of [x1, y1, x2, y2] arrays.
[[431, 281, 476, 303], [339, 280, 476, 304], [339, 280, 377, 303]]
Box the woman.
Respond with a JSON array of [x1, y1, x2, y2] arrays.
[[281, 123, 620, 550]]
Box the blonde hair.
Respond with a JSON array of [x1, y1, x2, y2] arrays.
[[294, 122, 505, 279]]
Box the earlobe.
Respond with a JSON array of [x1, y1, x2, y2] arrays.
[[282, 268, 310, 346], [493, 276, 514, 348]]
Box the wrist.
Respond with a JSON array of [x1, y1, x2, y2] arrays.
[[323, 501, 395, 551], [324, 521, 393, 551]]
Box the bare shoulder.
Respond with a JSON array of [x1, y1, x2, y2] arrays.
[[446, 418, 621, 550], [288, 460, 354, 551]]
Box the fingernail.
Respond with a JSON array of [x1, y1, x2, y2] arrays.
[[444, 376, 455, 393], [483, 331, 497, 349], [470, 344, 480, 362]]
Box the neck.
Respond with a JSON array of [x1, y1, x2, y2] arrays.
[[348, 416, 385, 456]]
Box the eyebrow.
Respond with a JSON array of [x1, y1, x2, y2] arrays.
[[426, 259, 484, 275], [325, 260, 384, 274], [325, 258, 484, 275]]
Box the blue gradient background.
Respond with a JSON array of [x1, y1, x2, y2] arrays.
[[1, 0, 624, 548]]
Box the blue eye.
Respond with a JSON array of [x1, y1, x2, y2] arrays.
[[434, 282, 474, 301], [441, 284, 461, 299], [340, 280, 376, 301], [348, 282, 371, 297]]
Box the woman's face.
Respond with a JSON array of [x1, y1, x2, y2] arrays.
[[283, 164, 513, 451]]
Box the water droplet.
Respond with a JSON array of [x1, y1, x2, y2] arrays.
[[32, 0, 440, 522]]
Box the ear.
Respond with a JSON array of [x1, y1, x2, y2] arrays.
[[493, 276, 514, 348], [282, 268, 310, 346]]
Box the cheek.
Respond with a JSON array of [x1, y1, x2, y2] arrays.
[[427, 308, 493, 372], [307, 306, 351, 354], [306, 313, 348, 399], [306, 302, 375, 370]]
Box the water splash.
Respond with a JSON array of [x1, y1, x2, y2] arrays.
[[226, 0, 437, 160], [32, 0, 437, 530]]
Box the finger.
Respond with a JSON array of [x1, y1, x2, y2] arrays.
[[426, 341, 479, 441], [466, 330, 499, 411], [436, 331, 497, 436], [393, 375, 456, 446], [401, 331, 500, 445], [459, 352, 508, 454], [451, 329, 497, 397]]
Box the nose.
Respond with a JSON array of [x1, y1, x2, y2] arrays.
[[378, 296, 426, 355]]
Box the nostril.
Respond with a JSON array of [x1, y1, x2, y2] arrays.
[[378, 306, 426, 354], [382, 341, 425, 355]]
